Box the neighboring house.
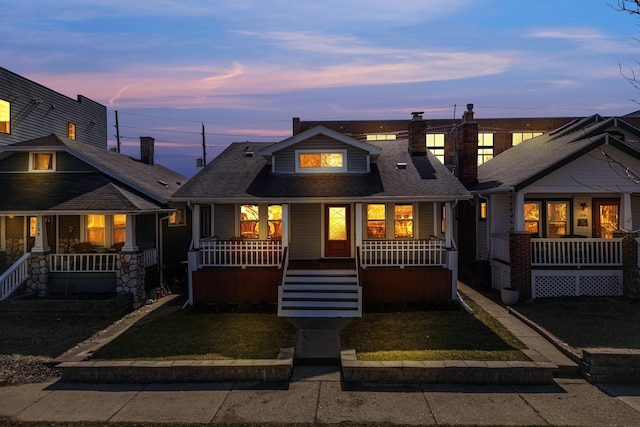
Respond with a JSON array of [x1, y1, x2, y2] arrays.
[[0, 69, 191, 308], [456, 111, 640, 300], [173, 113, 471, 317]]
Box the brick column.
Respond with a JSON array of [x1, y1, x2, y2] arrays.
[[614, 230, 640, 298], [509, 231, 532, 299]]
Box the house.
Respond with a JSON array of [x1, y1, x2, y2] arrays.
[[455, 109, 640, 300], [0, 68, 191, 308], [173, 113, 471, 317]]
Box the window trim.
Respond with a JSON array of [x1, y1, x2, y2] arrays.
[[29, 152, 56, 172], [295, 149, 347, 173], [525, 199, 572, 238]]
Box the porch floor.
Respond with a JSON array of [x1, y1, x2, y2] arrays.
[[288, 259, 356, 270]]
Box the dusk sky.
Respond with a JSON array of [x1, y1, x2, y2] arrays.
[[4, 1, 640, 178]]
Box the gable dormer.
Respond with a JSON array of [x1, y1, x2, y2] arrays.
[[260, 126, 381, 174]]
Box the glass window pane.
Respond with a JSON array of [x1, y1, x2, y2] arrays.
[[367, 204, 386, 238], [547, 202, 568, 238], [87, 214, 105, 247], [524, 202, 540, 234], [321, 153, 343, 167], [33, 153, 53, 170], [394, 204, 413, 238], [0, 99, 10, 133], [299, 153, 321, 168], [240, 204, 259, 239], [268, 205, 282, 239], [329, 207, 347, 240]]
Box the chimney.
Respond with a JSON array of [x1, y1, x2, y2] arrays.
[[140, 136, 155, 165], [292, 117, 301, 135], [408, 111, 427, 156], [455, 104, 478, 187]]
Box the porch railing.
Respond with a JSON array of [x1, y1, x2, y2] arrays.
[[199, 240, 283, 268], [531, 238, 623, 267], [0, 253, 31, 300], [361, 239, 447, 268], [49, 253, 119, 272], [143, 248, 158, 268]]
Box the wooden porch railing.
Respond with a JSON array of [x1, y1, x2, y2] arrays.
[[531, 238, 623, 267], [361, 239, 447, 268], [199, 240, 283, 268], [49, 253, 119, 272], [0, 253, 31, 300]]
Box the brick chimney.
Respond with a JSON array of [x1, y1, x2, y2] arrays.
[[408, 111, 427, 156], [140, 136, 155, 165], [455, 104, 478, 187]]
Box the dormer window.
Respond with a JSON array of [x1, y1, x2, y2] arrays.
[[295, 150, 347, 173], [29, 152, 55, 172]]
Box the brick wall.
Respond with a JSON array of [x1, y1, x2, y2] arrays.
[[509, 231, 532, 299]]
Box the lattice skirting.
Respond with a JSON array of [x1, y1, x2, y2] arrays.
[[491, 262, 510, 291], [532, 270, 623, 298]]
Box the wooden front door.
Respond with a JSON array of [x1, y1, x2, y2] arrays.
[[593, 199, 620, 238], [324, 204, 351, 258]]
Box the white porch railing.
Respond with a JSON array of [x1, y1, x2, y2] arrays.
[[143, 248, 158, 268], [199, 240, 283, 268], [0, 253, 31, 300], [361, 239, 447, 268], [531, 238, 623, 267], [49, 253, 119, 272]]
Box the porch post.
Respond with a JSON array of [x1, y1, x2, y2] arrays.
[[513, 191, 525, 231], [355, 203, 362, 248], [281, 203, 289, 249], [622, 193, 633, 232], [121, 214, 138, 252], [191, 204, 201, 250], [31, 215, 50, 253], [509, 231, 532, 299], [445, 202, 453, 248]]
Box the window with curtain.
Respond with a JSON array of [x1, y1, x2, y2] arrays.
[[240, 204, 259, 239], [394, 204, 413, 238], [367, 204, 386, 238], [87, 214, 105, 246], [112, 214, 126, 244], [268, 205, 282, 240]]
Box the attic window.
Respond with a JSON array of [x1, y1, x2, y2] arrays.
[[29, 152, 55, 172], [295, 150, 347, 173]]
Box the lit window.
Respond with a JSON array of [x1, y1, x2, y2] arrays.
[[479, 201, 487, 220], [87, 214, 106, 247], [394, 204, 413, 238], [328, 207, 347, 240], [296, 150, 346, 173], [268, 205, 282, 240], [441, 204, 446, 234], [240, 204, 259, 239], [525, 200, 569, 237], [0, 99, 9, 134], [524, 202, 540, 235], [426, 133, 445, 163], [29, 217, 37, 238], [169, 209, 186, 226], [366, 134, 397, 141], [512, 132, 542, 146], [113, 214, 126, 244], [547, 201, 568, 238], [478, 133, 494, 165], [367, 204, 386, 239], [68, 122, 76, 140], [30, 152, 54, 171]]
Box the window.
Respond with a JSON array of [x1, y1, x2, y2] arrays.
[[295, 150, 346, 173], [366, 134, 397, 141], [240, 204, 259, 239], [30, 152, 54, 171], [524, 200, 569, 237], [169, 209, 186, 226], [268, 205, 282, 240], [29, 217, 37, 238], [0, 99, 9, 134], [426, 133, 445, 163], [394, 204, 413, 238], [200, 205, 211, 238], [68, 122, 76, 140], [112, 214, 126, 244], [367, 204, 386, 238], [441, 204, 446, 234], [479, 201, 487, 220], [512, 132, 542, 146], [87, 214, 106, 247], [477, 133, 494, 165]]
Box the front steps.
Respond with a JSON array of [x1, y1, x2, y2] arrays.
[[278, 269, 361, 317]]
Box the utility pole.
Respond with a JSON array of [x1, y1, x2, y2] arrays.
[[201, 122, 207, 166], [115, 110, 121, 153]]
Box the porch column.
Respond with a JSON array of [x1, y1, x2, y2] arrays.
[[445, 202, 453, 248], [191, 204, 201, 250], [513, 191, 525, 231], [509, 231, 532, 299], [121, 214, 138, 252], [622, 193, 633, 232], [31, 215, 50, 253], [355, 203, 363, 248], [0, 216, 5, 251], [281, 203, 289, 249]]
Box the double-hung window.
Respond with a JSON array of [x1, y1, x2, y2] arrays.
[[366, 204, 386, 238], [394, 204, 414, 238], [478, 133, 494, 165], [240, 204, 260, 239], [426, 133, 445, 163]]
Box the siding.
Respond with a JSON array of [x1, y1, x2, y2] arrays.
[[418, 202, 435, 239], [213, 204, 236, 239], [56, 152, 97, 172], [290, 203, 321, 259], [0, 67, 107, 148], [162, 209, 192, 270], [274, 135, 369, 173], [492, 193, 513, 235]]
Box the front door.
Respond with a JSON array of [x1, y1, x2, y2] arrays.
[[324, 204, 351, 258], [593, 199, 620, 238]]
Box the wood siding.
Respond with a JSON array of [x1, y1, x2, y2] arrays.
[[274, 135, 369, 173], [214, 204, 235, 239], [290, 203, 321, 259], [192, 268, 279, 304], [361, 267, 452, 303], [418, 202, 435, 239], [0, 67, 107, 148], [55, 152, 97, 172], [492, 193, 512, 235]]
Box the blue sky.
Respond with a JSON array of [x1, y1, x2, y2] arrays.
[[3, 0, 640, 177]]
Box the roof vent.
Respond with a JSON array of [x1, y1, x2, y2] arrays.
[[396, 162, 407, 170], [245, 151, 254, 157], [157, 180, 168, 187]]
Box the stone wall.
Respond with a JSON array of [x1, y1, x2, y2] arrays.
[[583, 348, 640, 384]]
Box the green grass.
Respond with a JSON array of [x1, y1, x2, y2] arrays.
[[92, 301, 297, 361], [340, 301, 528, 361], [514, 298, 640, 351]]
